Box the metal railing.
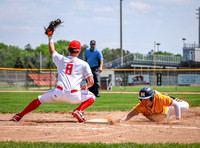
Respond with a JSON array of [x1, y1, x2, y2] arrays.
[[183, 43, 200, 48], [103, 53, 181, 69]]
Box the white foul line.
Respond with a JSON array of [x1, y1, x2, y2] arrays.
[[120, 124, 200, 130], [1, 124, 199, 130], [0, 125, 105, 130]]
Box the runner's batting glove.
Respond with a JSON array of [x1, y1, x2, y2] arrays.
[[44, 19, 63, 37]]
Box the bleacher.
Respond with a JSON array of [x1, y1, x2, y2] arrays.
[[103, 53, 181, 69], [28, 73, 57, 86]]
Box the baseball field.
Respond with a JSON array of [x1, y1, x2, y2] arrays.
[[0, 86, 200, 147]]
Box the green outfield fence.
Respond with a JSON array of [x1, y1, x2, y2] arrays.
[[0, 68, 200, 91]]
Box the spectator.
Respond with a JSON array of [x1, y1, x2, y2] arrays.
[[119, 77, 123, 90]]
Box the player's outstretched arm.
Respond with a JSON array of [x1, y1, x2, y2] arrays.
[[120, 110, 137, 123], [44, 19, 63, 56], [48, 37, 55, 56], [169, 100, 181, 123]]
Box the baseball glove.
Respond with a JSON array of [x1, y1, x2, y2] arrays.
[[44, 19, 63, 36]]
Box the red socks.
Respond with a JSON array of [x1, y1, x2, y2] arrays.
[[17, 97, 94, 118], [18, 98, 41, 118], [76, 98, 94, 112]]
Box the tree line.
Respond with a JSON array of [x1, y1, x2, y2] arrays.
[[0, 41, 181, 69]]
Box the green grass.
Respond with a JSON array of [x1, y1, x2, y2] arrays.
[[0, 141, 199, 148], [0, 92, 138, 113], [0, 92, 199, 113], [0, 91, 199, 147]]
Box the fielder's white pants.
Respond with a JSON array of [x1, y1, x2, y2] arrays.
[[38, 88, 96, 104]]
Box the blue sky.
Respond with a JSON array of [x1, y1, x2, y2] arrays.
[[0, 0, 199, 55]]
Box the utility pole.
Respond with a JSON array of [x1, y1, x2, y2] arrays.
[[40, 51, 42, 71], [196, 7, 200, 46], [153, 42, 156, 88], [120, 0, 123, 65]]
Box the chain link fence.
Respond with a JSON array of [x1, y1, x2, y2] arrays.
[[0, 68, 200, 91], [0, 68, 57, 90]]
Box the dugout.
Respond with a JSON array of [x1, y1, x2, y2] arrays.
[[100, 75, 112, 90]]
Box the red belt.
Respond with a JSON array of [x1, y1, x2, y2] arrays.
[[56, 86, 78, 93], [71, 90, 78, 93], [56, 86, 63, 91]]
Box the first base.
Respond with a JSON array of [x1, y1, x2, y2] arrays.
[[85, 118, 109, 124]]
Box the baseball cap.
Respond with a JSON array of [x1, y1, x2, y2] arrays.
[[138, 87, 154, 100], [90, 40, 96, 45], [69, 40, 81, 49]]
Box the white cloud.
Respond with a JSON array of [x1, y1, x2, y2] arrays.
[[0, 1, 48, 22], [0, 0, 198, 55], [74, 0, 88, 10], [128, 1, 152, 11], [92, 17, 114, 23], [94, 7, 114, 13], [0, 24, 34, 32], [147, 0, 189, 4]]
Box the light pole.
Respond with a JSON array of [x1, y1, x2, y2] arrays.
[[182, 38, 186, 47], [196, 7, 200, 46], [156, 43, 160, 53], [120, 0, 123, 66], [153, 42, 156, 88]]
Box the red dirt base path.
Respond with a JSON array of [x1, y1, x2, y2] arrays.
[[0, 107, 200, 144]]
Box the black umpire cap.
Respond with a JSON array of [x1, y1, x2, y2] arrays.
[[90, 40, 96, 45]]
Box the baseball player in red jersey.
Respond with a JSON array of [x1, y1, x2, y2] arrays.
[[12, 30, 96, 122], [119, 87, 189, 123]]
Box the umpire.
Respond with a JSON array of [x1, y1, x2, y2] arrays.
[[85, 40, 103, 97]]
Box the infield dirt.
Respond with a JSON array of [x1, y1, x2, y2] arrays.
[[0, 107, 200, 144]]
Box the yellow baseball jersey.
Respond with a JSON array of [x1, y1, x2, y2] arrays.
[[132, 94, 173, 120]]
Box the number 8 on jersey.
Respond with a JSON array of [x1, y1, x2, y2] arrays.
[[65, 64, 73, 75]]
